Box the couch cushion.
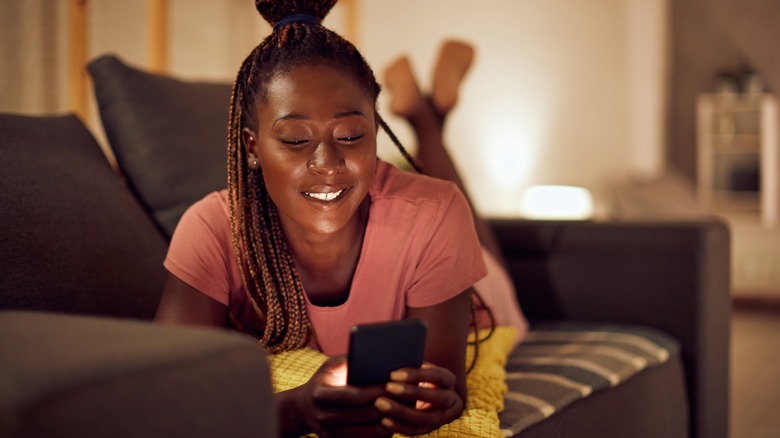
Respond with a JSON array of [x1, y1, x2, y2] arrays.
[[0, 311, 276, 438], [88, 55, 231, 238], [516, 355, 688, 437], [500, 323, 685, 437], [0, 113, 167, 319]]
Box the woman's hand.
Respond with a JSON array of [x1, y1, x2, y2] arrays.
[[280, 355, 391, 438], [372, 362, 464, 436]]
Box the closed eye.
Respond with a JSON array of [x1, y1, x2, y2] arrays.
[[280, 138, 308, 146], [337, 134, 364, 143]]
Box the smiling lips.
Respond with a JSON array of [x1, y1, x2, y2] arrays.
[[303, 188, 346, 202]]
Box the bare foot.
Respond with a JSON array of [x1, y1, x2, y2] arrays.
[[383, 57, 425, 118], [431, 40, 474, 114]]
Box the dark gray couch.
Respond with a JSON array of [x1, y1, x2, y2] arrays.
[[0, 113, 277, 438], [0, 54, 731, 438], [492, 219, 729, 437]]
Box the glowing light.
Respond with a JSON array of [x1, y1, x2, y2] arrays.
[[324, 361, 348, 387], [487, 144, 528, 186], [520, 185, 594, 220]]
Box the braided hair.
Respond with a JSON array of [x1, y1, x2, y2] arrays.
[[228, 0, 488, 357]]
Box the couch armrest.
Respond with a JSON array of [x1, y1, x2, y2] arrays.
[[489, 218, 730, 438], [0, 311, 276, 438]]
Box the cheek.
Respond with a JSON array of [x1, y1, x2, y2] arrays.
[[349, 141, 378, 180], [258, 156, 303, 202], [349, 151, 377, 185]]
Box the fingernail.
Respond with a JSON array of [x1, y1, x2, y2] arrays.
[[385, 382, 404, 395], [375, 397, 392, 412], [390, 370, 408, 381], [381, 417, 394, 428]]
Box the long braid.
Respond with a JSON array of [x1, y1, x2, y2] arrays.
[[376, 113, 423, 173], [228, 38, 312, 352]]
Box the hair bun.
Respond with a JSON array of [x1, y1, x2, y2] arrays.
[[255, 0, 337, 26]]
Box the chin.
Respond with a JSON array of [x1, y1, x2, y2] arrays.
[[308, 218, 351, 235]]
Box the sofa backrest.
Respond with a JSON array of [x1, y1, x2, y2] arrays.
[[0, 113, 168, 319], [88, 55, 232, 239]]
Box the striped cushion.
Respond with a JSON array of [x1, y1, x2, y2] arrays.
[[499, 323, 678, 437]]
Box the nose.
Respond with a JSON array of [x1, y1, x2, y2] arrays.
[[307, 141, 345, 175]]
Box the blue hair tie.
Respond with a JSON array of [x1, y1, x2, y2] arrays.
[[273, 13, 321, 32]]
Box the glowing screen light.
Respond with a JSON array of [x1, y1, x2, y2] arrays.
[[519, 185, 594, 220]]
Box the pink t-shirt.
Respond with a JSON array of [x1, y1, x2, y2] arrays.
[[164, 160, 487, 355]]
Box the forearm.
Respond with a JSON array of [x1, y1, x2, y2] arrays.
[[406, 290, 471, 406], [155, 274, 228, 326], [276, 388, 312, 438]]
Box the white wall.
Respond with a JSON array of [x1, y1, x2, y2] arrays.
[[2, 0, 668, 218], [169, 0, 265, 82], [90, 0, 148, 68], [167, 0, 349, 82], [359, 0, 667, 217]]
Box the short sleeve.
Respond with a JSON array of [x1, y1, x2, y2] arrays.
[[163, 193, 234, 306], [406, 184, 487, 307]]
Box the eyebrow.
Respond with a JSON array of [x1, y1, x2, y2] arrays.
[[334, 110, 367, 119], [273, 110, 367, 127]]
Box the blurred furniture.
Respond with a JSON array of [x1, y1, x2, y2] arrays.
[[696, 92, 779, 227], [697, 92, 780, 299], [0, 54, 731, 438], [0, 113, 276, 438], [491, 218, 729, 437]]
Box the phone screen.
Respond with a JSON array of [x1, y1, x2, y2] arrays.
[[347, 319, 427, 386]]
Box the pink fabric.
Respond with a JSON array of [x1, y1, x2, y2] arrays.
[[164, 160, 487, 355], [473, 248, 528, 346]]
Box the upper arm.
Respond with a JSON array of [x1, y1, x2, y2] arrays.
[[155, 272, 228, 328], [406, 288, 473, 401], [157, 193, 233, 328]]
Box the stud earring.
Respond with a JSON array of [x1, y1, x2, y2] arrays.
[[252, 158, 259, 167]]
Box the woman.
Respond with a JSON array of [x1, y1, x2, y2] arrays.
[[155, 1, 488, 436]]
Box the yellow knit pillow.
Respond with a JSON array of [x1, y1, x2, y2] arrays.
[[267, 326, 517, 438]]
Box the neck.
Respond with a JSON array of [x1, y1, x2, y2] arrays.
[[281, 197, 370, 305]]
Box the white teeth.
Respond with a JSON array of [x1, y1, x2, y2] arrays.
[[305, 189, 344, 201]]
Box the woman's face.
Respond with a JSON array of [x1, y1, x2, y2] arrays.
[[244, 63, 377, 238]]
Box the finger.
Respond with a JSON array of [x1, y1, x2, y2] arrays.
[[313, 355, 349, 387], [385, 381, 458, 410], [312, 384, 386, 407], [390, 365, 456, 389], [376, 394, 453, 423], [319, 354, 348, 370], [374, 397, 444, 435]]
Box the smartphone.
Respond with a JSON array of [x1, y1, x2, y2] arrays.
[[347, 319, 427, 387]]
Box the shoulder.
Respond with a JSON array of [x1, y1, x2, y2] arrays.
[[368, 161, 474, 246], [186, 189, 230, 217], [172, 189, 231, 243], [180, 190, 230, 226], [165, 189, 235, 307], [371, 160, 460, 206]]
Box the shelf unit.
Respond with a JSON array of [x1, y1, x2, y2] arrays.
[[697, 93, 779, 228]]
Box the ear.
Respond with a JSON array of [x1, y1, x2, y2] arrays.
[[242, 127, 260, 169]]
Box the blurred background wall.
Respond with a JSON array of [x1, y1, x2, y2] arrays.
[[0, 0, 668, 218], [2, 0, 779, 296]]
